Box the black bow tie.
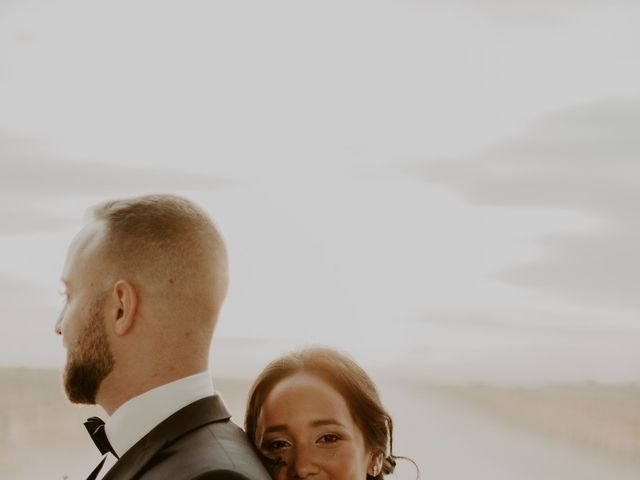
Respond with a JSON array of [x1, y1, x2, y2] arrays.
[[84, 417, 119, 458]]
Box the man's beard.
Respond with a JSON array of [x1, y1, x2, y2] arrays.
[[63, 294, 115, 404]]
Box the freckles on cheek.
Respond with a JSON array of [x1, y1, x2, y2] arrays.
[[323, 449, 354, 475]]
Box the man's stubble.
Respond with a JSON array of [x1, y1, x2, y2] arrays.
[[63, 293, 115, 404]]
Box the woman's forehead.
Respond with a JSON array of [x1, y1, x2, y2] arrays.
[[261, 373, 353, 423]]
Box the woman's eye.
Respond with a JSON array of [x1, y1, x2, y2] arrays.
[[263, 439, 290, 451], [317, 433, 340, 444]]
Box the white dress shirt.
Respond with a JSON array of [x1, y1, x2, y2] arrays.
[[91, 371, 215, 480]]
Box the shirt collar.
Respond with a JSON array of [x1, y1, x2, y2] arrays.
[[104, 371, 215, 457]]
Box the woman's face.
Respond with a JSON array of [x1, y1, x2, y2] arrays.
[[256, 372, 374, 479]]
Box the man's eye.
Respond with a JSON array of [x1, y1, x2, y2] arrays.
[[317, 434, 340, 444]]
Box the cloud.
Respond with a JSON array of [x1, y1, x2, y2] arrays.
[[0, 275, 42, 298], [438, 0, 637, 24], [0, 209, 76, 235], [0, 134, 228, 195], [0, 133, 230, 234], [410, 97, 640, 309]]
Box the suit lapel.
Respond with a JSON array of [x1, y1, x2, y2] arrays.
[[102, 395, 232, 480], [86, 457, 106, 480]]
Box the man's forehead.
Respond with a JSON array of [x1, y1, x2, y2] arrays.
[[71, 221, 102, 249], [63, 221, 107, 272]]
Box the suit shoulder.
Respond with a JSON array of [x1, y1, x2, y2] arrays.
[[140, 420, 271, 480], [191, 470, 257, 480], [201, 419, 259, 457]]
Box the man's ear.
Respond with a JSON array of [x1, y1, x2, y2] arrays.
[[111, 280, 138, 336]]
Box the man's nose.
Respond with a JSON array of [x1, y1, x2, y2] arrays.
[[54, 313, 63, 336], [288, 446, 319, 478]]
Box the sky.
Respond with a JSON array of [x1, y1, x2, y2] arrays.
[[0, 0, 638, 384]]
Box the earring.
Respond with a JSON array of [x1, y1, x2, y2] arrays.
[[371, 465, 379, 476]]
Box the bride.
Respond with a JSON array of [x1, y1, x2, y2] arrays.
[[244, 346, 417, 479]]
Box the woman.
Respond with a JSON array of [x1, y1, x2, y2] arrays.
[[245, 346, 415, 479]]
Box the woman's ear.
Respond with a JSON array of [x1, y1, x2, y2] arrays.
[[111, 279, 138, 335], [368, 451, 384, 477]]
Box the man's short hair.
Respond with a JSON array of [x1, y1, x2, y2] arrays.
[[91, 194, 228, 323]]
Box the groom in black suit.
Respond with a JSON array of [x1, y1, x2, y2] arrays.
[[55, 195, 270, 480]]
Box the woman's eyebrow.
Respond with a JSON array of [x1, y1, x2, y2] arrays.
[[262, 418, 346, 434], [310, 419, 346, 428], [263, 424, 287, 434]]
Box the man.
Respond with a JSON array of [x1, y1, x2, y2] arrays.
[[55, 195, 270, 480]]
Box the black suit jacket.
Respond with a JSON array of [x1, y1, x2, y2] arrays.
[[92, 395, 270, 480]]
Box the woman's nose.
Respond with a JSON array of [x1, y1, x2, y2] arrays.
[[288, 446, 319, 478]]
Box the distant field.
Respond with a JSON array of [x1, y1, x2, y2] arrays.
[[424, 382, 640, 462], [2, 368, 640, 480]]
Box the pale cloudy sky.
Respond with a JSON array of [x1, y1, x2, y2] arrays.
[[1, 1, 638, 384]]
